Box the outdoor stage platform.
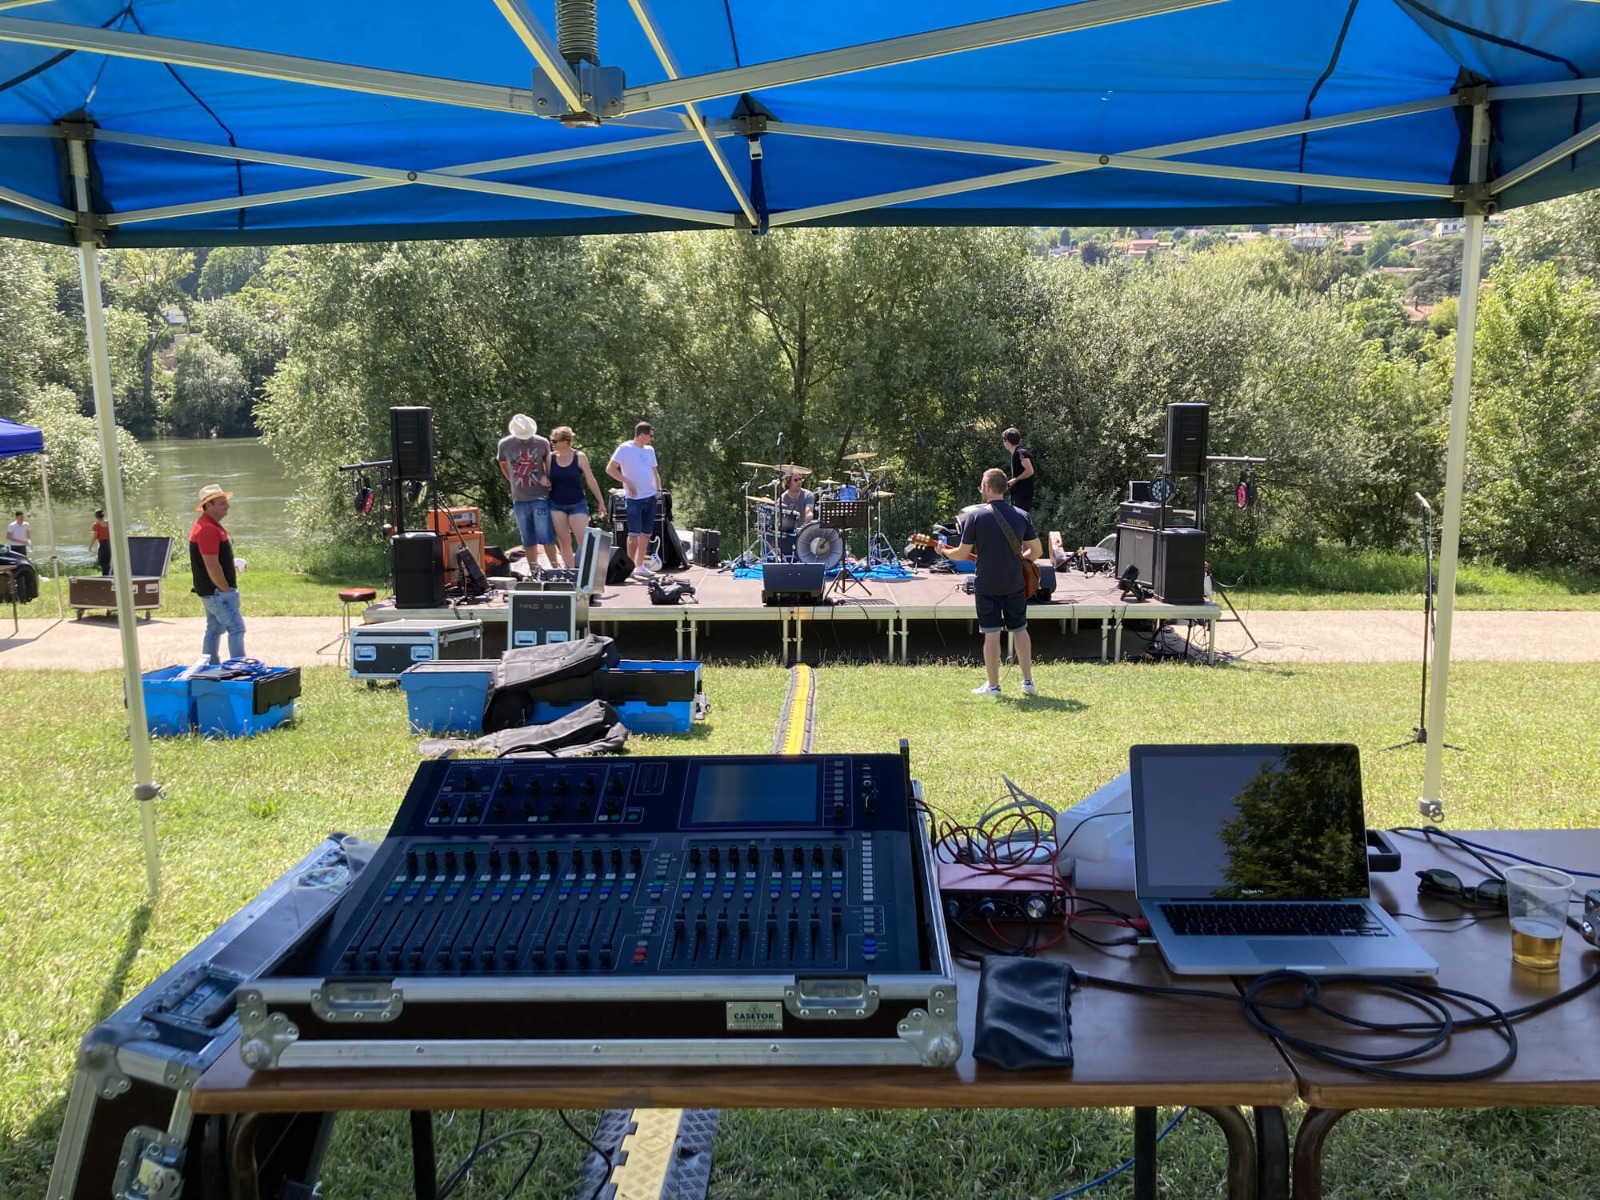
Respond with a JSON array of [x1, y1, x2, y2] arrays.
[[363, 565, 1221, 665]]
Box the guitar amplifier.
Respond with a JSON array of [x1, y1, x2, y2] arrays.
[[1118, 501, 1167, 529], [440, 531, 484, 588]]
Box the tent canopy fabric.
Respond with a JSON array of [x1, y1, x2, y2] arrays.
[[0, 416, 46, 459], [0, 2, 1598, 247]]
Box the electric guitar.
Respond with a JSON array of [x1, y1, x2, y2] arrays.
[[910, 533, 1039, 600]]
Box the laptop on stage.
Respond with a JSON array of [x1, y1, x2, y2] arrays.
[[1129, 743, 1437, 977]]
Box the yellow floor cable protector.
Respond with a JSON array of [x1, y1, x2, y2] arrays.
[[773, 663, 816, 756]]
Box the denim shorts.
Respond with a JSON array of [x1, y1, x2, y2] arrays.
[[976, 590, 1028, 633], [513, 498, 554, 546], [549, 499, 589, 517], [625, 495, 658, 536]]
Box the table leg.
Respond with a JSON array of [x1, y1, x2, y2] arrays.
[[1291, 1107, 1351, 1200], [1194, 1106, 1259, 1200], [411, 1110, 438, 1200], [1134, 1106, 1157, 1200], [1101, 617, 1110, 663], [1254, 1106, 1289, 1200]]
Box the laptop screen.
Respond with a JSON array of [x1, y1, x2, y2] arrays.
[[1130, 744, 1370, 901]]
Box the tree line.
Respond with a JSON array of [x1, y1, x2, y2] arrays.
[[1, 207, 1596, 574]]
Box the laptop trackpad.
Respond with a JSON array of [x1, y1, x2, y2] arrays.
[[1248, 939, 1345, 967]]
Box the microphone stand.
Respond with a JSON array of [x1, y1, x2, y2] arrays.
[[1384, 493, 1462, 752]]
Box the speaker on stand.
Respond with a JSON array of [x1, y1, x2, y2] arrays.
[[393, 531, 445, 608], [390, 407, 435, 481]]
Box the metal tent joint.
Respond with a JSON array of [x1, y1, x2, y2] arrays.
[[532, 59, 626, 126], [69, 211, 108, 246], [1453, 82, 1489, 108], [1452, 182, 1498, 216]]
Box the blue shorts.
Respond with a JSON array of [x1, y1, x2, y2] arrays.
[[549, 499, 588, 517], [625, 495, 658, 537], [976, 590, 1028, 633], [513, 498, 555, 547]]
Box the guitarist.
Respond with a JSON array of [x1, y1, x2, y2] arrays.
[[933, 468, 1043, 698]]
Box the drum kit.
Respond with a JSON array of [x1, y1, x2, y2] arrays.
[[733, 448, 898, 571]]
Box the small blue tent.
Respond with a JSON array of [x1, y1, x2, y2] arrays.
[[3, 2, 1597, 884], [0, 415, 61, 614]]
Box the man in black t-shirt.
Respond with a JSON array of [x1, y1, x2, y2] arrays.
[[1002, 427, 1036, 513], [935, 468, 1043, 697]]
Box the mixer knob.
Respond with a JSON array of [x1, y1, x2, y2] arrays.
[[812, 846, 823, 868], [708, 846, 721, 869], [464, 799, 481, 818], [833, 844, 844, 869], [556, 778, 570, 795], [425, 850, 439, 873], [444, 850, 457, 873], [833, 801, 846, 821], [406, 848, 420, 873], [609, 776, 624, 794], [583, 777, 597, 794], [611, 847, 622, 870], [591, 848, 604, 871], [548, 799, 562, 819], [727, 846, 740, 870], [571, 847, 584, 868], [689, 846, 702, 868], [772, 846, 784, 869], [630, 847, 643, 871], [528, 778, 542, 795], [463, 772, 477, 790], [500, 777, 514, 794], [546, 848, 559, 872]]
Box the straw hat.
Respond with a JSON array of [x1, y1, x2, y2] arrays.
[[195, 483, 233, 510], [508, 413, 538, 439]]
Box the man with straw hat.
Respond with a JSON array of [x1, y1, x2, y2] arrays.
[[496, 413, 557, 570], [189, 483, 245, 662]]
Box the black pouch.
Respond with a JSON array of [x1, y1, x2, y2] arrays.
[[972, 957, 1074, 1070]]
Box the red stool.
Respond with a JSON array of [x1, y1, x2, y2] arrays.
[[319, 586, 379, 665]]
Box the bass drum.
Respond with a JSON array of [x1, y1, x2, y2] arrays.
[[794, 522, 844, 571]]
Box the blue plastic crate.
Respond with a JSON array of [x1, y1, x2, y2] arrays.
[[399, 661, 496, 734], [140, 666, 196, 737], [531, 696, 694, 733], [191, 665, 301, 738]]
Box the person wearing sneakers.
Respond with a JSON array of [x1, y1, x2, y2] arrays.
[[934, 467, 1042, 697], [189, 483, 246, 662], [605, 421, 663, 582]]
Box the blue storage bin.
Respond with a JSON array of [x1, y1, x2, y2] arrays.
[[400, 661, 497, 734], [616, 696, 695, 734], [140, 666, 196, 737], [191, 664, 301, 738]]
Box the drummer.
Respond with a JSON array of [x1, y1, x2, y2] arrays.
[[776, 470, 815, 560]]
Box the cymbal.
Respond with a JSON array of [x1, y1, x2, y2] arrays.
[[747, 495, 775, 506], [816, 479, 843, 488], [843, 450, 878, 461], [740, 461, 780, 471], [778, 463, 812, 477], [871, 490, 894, 499]]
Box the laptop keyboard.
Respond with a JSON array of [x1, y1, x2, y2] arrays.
[[1159, 902, 1389, 938]]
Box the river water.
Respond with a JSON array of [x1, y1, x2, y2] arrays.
[[40, 436, 298, 566]]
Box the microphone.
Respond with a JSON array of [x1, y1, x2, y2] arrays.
[[1415, 492, 1432, 514], [777, 431, 783, 447]]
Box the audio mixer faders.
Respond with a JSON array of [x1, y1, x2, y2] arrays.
[[241, 751, 961, 1068]]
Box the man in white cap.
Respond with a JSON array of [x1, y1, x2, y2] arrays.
[[496, 414, 557, 570], [189, 483, 245, 661]]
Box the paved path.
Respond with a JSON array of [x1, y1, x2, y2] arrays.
[[1, 609, 1594, 671]]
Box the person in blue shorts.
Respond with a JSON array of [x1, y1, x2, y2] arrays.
[[496, 413, 557, 571], [934, 468, 1043, 697], [605, 422, 663, 581], [544, 425, 608, 568]]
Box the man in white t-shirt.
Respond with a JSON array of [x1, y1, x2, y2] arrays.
[[605, 422, 662, 580], [7, 511, 30, 557]]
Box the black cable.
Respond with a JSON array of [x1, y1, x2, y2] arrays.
[[557, 1111, 613, 1200]]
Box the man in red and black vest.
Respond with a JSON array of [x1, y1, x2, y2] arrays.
[[189, 483, 245, 662]]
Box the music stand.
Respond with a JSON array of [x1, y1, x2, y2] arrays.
[[818, 500, 869, 597]]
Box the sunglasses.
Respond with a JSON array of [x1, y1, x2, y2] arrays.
[[1416, 868, 1508, 910]]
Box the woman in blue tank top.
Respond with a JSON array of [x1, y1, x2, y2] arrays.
[[546, 426, 608, 568]]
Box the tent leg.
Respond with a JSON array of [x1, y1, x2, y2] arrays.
[[1420, 98, 1490, 824], [40, 456, 63, 618], [71, 138, 160, 895]]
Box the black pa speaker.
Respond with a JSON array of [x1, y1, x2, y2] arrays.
[[392, 531, 445, 608], [604, 548, 635, 587], [1164, 402, 1209, 477], [692, 528, 721, 568], [390, 406, 435, 482], [1155, 527, 1207, 604], [1116, 524, 1157, 585], [761, 562, 825, 606]]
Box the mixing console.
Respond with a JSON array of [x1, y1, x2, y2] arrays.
[[304, 752, 927, 979]]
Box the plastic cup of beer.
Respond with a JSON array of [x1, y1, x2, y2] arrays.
[[340, 827, 388, 874], [1504, 864, 1573, 972], [291, 863, 351, 926]]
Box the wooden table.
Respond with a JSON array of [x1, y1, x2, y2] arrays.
[[1281, 828, 1600, 1200], [193, 946, 1296, 1200]]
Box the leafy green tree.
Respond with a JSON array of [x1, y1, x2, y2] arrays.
[[1464, 259, 1600, 571], [1494, 192, 1600, 275], [197, 246, 269, 299], [102, 249, 196, 435], [167, 340, 251, 436], [0, 383, 153, 508]]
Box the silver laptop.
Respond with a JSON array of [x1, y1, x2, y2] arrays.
[[1129, 743, 1437, 977]]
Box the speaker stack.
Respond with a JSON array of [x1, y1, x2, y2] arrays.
[[1164, 402, 1208, 477], [393, 531, 445, 608], [1155, 527, 1207, 604], [390, 407, 436, 482]]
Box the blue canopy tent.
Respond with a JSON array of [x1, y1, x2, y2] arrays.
[[3, 1, 1600, 889], [0, 414, 63, 616]]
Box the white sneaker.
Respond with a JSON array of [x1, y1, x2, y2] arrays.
[[634, 565, 656, 579], [971, 683, 1002, 697], [1021, 679, 1038, 696]]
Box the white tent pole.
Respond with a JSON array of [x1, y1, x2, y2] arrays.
[[1419, 97, 1490, 823], [38, 453, 61, 616], [69, 136, 160, 894]]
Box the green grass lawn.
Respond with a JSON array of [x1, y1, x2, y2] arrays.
[[5, 660, 1600, 1198]]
